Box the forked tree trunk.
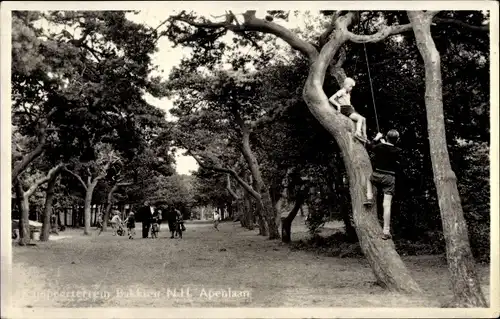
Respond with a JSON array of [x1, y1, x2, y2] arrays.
[[302, 29, 422, 294], [408, 11, 487, 307], [281, 189, 307, 243], [14, 165, 63, 245], [40, 173, 59, 241]]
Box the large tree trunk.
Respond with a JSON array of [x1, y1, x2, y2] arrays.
[[40, 173, 59, 241], [302, 30, 421, 294], [83, 181, 97, 235], [408, 11, 487, 307], [14, 181, 31, 246], [243, 194, 254, 230], [260, 192, 280, 239], [256, 211, 268, 236]]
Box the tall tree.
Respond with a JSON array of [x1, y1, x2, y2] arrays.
[[408, 10, 487, 307], [11, 10, 170, 181], [14, 164, 64, 245], [63, 143, 121, 235], [162, 9, 489, 294], [40, 169, 61, 241]]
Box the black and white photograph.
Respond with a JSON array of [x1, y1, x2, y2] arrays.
[[1, 1, 498, 318]]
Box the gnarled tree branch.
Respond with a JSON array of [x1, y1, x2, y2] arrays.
[[180, 142, 261, 199], [64, 168, 88, 190], [226, 175, 240, 200], [433, 16, 489, 32], [169, 10, 319, 61], [25, 164, 65, 198]]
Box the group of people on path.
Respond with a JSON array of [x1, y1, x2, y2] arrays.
[[329, 77, 401, 240], [95, 201, 185, 239]]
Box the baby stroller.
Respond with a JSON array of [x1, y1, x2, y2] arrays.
[[116, 222, 126, 236]]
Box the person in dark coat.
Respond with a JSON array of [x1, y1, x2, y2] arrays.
[[138, 201, 154, 238], [166, 208, 177, 239]]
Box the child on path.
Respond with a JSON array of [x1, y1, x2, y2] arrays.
[[329, 77, 367, 141], [110, 211, 122, 236], [213, 211, 220, 231], [124, 212, 136, 239], [174, 209, 185, 238], [364, 130, 401, 240]]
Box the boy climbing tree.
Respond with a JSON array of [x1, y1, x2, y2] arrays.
[[364, 130, 401, 240], [329, 77, 367, 141]]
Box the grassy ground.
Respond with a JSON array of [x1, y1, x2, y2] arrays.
[[11, 216, 490, 308]]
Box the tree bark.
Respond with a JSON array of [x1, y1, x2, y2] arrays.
[[14, 180, 31, 246], [243, 193, 254, 230], [408, 10, 487, 307], [172, 8, 489, 294], [14, 164, 64, 245], [83, 181, 98, 235], [40, 172, 59, 241], [103, 183, 119, 232], [302, 26, 422, 294], [281, 189, 307, 243]]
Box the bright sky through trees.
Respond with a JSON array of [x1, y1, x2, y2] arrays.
[[124, 10, 311, 175]]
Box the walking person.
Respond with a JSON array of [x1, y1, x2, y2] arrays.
[[213, 210, 220, 231], [110, 210, 122, 236], [174, 209, 185, 239], [167, 208, 177, 239], [124, 212, 136, 239], [138, 201, 154, 238]]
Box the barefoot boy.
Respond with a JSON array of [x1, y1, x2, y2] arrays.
[[329, 77, 367, 141], [364, 130, 401, 240]]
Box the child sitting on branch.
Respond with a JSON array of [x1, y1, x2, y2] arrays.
[[329, 77, 368, 142], [364, 130, 401, 240]]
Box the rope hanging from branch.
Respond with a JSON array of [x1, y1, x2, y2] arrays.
[[363, 42, 381, 133], [354, 11, 381, 133]]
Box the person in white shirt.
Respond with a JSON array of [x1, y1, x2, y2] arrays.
[[213, 211, 220, 231], [329, 77, 367, 141], [110, 211, 122, 236]]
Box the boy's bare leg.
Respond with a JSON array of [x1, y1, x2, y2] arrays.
[[382, 194, 393, 236], [362, 118, 368, 139], [364, 179, 374, 206], [349, 113, 364, 137]]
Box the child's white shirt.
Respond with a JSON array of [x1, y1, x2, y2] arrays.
[[331, 88, 351, 106], [111, 215, 120, 223]]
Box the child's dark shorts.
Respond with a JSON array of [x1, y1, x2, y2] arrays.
[[370, 171, 396, 195], [340, 105, 355, 117]]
